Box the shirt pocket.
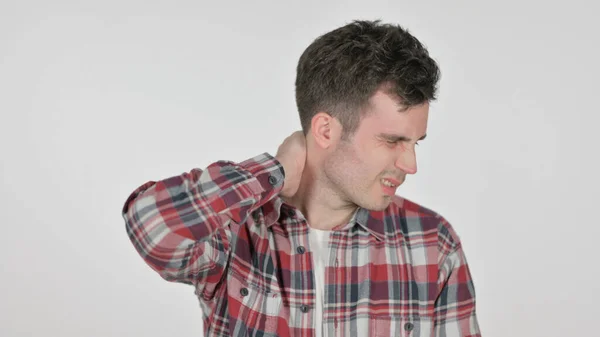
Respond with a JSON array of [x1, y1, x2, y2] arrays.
[[228, 271, 282, 336], [370, 314, 425, 337]]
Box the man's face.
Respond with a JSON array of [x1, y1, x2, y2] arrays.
[[323, 90, 429, 211]]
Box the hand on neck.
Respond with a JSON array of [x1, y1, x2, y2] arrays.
[[281, 149, 358, 231]]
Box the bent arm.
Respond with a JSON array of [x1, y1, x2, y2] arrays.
[[121, 152, 284, 288]]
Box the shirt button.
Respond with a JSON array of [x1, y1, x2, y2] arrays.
[[268, 175, 278, 185], [404, 322, 414, 331], [252, 213, 261, 225], [300, 305, 310, 313], [240, 288, 249, 297], [296, 246, 306, 254]]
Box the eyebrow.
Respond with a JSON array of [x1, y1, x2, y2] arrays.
[[379, 133, 427, 142]]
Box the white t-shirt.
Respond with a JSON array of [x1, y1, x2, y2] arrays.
[[308, 226, 331, 337]]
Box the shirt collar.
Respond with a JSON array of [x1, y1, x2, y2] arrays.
[[262, 196, 386, 242], [353, 206, 386, 242]]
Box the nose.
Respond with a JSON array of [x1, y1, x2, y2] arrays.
[[394, 146, 418, 175]]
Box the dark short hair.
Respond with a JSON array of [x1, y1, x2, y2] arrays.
[[295, 20, 441, 138]]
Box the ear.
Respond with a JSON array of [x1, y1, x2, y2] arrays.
[[310, 112, 338, 149]]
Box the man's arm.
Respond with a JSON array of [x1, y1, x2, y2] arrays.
[[121, 153, 284, 298], [434, 236, 481, 336]]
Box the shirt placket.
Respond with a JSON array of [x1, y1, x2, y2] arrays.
[[325, 230, 342, 337], [288, 215, 317, 337]]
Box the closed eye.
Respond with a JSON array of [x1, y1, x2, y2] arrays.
[[386, 140, 399, 147], [380, 133, 426, 146], [386, 140, 420, 146]]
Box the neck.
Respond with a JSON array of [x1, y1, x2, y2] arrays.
[[281, 152, 358, 230]]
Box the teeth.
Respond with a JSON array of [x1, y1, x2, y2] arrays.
[[382, 179, 395, 187]]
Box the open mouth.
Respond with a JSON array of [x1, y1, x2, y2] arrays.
[[381, 178, 397, 188], [380, 178, 400, 196]]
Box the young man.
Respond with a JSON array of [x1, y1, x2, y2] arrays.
[[122, 20, 481, 337]]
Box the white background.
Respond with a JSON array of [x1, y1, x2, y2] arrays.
[[1, 1, 599, 336]]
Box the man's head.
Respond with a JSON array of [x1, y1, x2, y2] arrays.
[[295, 20, 440, 210], [295, 19, 440, 139]]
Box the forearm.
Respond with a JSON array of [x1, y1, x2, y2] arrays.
[[121, 152, 284, 284]]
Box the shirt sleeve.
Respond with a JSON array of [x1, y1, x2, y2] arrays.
[[434, 241, 481, 336], [121, 152, 284, 295]]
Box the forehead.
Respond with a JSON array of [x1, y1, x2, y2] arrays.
[[359, 90, 429, 133]]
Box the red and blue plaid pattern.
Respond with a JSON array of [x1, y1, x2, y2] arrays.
[[122, 152, 481, 336]]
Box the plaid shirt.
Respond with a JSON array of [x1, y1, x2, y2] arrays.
[[122, 152, 481, 337]]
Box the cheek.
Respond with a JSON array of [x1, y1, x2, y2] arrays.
[[359, 146, 392, 175], [338, 141, 388, 183], [338, 147, 370, 182], [353, 154, 389, 186]]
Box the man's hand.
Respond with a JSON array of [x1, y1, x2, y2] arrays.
[[275, 131, 307, 199]]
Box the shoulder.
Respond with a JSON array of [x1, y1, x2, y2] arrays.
[[387, 195, 463, 252]]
